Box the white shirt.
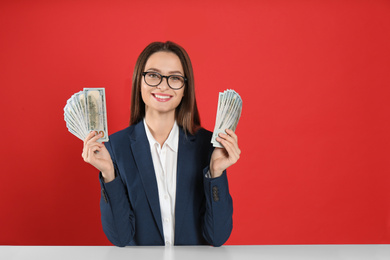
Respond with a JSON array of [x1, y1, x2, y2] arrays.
[[143, 119, 178, 246]]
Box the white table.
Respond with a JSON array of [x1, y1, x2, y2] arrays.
[[2, 245, 390, 260]]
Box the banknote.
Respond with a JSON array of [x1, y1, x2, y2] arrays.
[[211, 89, 242, 148], [84, 88, 109, 142], [64, 88, 109, 142]]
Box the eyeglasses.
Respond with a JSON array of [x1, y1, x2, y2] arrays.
[[142, 71, 187, 90]]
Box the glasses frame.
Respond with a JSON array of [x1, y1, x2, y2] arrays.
[[142, 71, 187, 90]]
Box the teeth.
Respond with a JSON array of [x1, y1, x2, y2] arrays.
[[155, 94, 171, 99]]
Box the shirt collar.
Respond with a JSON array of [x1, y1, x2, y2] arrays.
[[143, 118, 179, 153]]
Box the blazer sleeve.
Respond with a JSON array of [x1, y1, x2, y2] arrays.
[[99, 141, 135, 247], [202, 166, 233, 247]]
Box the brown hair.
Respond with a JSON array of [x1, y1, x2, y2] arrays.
[[130, 41, 201, 135]]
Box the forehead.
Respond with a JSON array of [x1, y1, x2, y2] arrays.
[[145, 51, 183, 73]]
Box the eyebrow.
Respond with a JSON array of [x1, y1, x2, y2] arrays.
[[146, 68, 184, 75]]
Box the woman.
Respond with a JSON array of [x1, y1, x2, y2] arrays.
[[82, 41, 241, 247]]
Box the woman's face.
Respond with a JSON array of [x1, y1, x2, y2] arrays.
[[141, 51, 185, 117]]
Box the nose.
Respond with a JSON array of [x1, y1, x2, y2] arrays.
[[157, 77, 170, 91]]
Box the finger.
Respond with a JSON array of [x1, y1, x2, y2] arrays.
[[90, 145, 102, 156], [83, 145, 90, 162], [84, 131, 98, 146], [86, 145, 102, 163], [84, 139, 104, 155], [86, 132, 103, 147], [83, 141, 103, 162], [88, 143, 104, 152], [216, 137, 240, 162], [82, 148, 87, 161], [218, 132, 240, 153], [221, 143, 240, 165], [83, 132, 96, 160], [225, 129, 238, 143]]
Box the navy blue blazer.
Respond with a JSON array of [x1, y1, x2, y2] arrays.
[[99, 121, 233, 246]]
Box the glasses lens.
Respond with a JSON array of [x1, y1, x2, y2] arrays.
[[144, 72, 161, 86], [168, 75, 185, 89]]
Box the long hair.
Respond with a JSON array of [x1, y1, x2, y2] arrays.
[[130, 41, 201, 135]]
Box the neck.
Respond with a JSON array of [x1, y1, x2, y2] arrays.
[[144, 110, 176, 146]]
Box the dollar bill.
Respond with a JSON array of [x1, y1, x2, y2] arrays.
[[84, 88, 109, 142], [63, 88, 109, 142], [211, 89, 242, 148]]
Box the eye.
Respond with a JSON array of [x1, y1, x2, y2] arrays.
[[147, 72, 160, 79], [170, 76, 182, 82]]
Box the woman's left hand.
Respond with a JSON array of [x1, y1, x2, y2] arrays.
[[210, 129, 241, 178]]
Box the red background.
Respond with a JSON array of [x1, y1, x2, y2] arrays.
[[1, 0, 389, 245]]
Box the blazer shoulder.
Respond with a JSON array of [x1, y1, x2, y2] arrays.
[[107, 125, 135, 145], [195, 127, 213, 140]]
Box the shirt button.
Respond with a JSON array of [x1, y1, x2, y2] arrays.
[[164, 218, 169, 223], [166, 241, 171, 246], [164, 195, 169, 200]]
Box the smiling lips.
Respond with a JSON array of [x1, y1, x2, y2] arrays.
[[152, 93, 173, 102]]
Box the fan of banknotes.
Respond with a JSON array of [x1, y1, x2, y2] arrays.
[[64, 88, 109, 142], [211, 89, 242, 148]]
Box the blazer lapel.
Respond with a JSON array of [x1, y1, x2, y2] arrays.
[[129, 121, 164, 240], [175, 128, 197, 238]]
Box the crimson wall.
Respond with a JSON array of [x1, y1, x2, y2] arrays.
[[1, 0, 389, 245]]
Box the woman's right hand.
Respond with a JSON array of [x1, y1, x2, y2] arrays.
[[82, 131, 115, 182]]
